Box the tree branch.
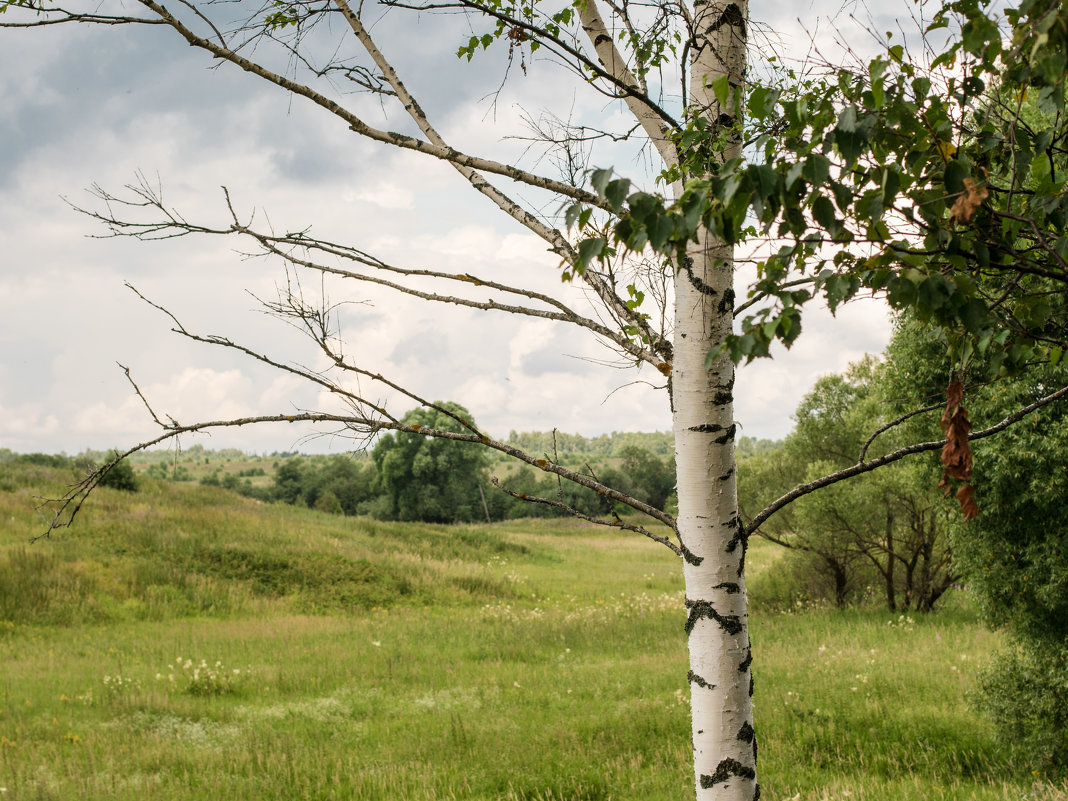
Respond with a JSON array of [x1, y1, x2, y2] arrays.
[[490, 477, 682, 555], [746, 382, 1068, 536], [126, 0, 607, 207]]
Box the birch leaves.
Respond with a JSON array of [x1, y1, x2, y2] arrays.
[[569, 0, 1068, 383]]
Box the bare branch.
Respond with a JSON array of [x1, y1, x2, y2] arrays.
[[576, 0, 678, 167], [490, 477, 682, 555], [857, 402, 943, 462], [745, 382, 1068, 536], [328, 0, 665, 356], [122, 0, 607, 208], [86, 285, 680, 536]]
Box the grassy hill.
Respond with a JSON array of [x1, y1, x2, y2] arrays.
[[0, 461, 1062, 800]]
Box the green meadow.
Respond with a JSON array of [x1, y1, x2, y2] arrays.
[[0, 463, 1064, 800]]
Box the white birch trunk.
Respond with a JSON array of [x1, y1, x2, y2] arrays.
[[674, 1, 755, 799]]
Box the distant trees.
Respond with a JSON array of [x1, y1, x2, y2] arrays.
[[257, 407, 678, 523], [371, 403, 490, 524], [265, 454, 377, 513], [741, 348, 957, 612]]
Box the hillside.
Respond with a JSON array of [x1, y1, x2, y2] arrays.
[[0, 460, 1059, 801]]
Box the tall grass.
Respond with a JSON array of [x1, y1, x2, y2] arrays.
[[0, 463, 1064, 800]]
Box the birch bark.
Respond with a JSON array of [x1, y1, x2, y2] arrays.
[[674, 1, 755, 798]]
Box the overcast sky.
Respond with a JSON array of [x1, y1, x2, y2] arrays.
[[0, 0, 919, 456]]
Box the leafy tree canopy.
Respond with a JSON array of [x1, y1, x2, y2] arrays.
[[372, 402, 490, 524], [574, 0, 1068, 378]]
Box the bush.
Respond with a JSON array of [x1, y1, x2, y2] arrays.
[[97, 453, 139, 492], [973, 642, 1068, 775], [314, 489, 343, 515]]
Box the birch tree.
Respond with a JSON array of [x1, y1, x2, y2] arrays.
[[4, 0, 1068, 798]]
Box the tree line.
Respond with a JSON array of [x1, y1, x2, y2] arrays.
[[259, 404, 678, 523]]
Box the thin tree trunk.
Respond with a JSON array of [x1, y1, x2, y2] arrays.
[[885, 512, 897, 612], [676, 2, 754, 798]]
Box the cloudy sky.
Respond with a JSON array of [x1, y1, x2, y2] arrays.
[[0, 0, 917, 456]]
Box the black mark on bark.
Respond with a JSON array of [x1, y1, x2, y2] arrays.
[[710, 3, 744, 31], [737, 721, 754, 743], [713, 423, 737, 445], [686, 598, 742, 636], [681, 258, 719, 297], [688, 670, 716, 690], [725, 515, 744, 552], [700, 758, 756, 788], [681, 542, 704, 566], [739, 647, 752, 673], [739, 717, 756, 768], [688, 422, 727, 433], [725, 514, 749, 576], [717, 287, 736, 315]]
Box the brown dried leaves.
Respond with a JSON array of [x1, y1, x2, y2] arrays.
[[949, 178, 988, 225], [939, 379, 978, 520]]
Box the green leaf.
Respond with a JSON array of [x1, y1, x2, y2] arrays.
[[960, 297, 988, 335], [944, 159, 967, 194], [604, 178, 631, 211], [812, 195, 840, 237], [711, 74, 731, 110], [747, 86, 780, 120], [869, 59, 887, 108], [646, 212, 676, 253], [576, 237, 606, 271], [802, 155, 831, 186], [591, 168, 613, 197], [836, 105, 858, 133]]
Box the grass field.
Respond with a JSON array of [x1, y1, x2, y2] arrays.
[[1, 463, 1065, 800]]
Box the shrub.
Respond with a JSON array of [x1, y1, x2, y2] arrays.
[[98, 453, 139, 492], [973, 642, 1068, 775]]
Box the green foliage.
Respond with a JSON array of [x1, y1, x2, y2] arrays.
[[876, 312, 1068, 773], [269, 454, 377, 513], [504, 429, 675, 458], [617, 445, 675, 511], [372, 402, 490, 524], [945, 361, 1068, 774], [567, 0, 1068, 378], [97, 452, 139, 493], [743, 351, 957, 611], [952, 364, 1068, 642], [973, 642, 1068, 773], [313, 489, 343, 515]]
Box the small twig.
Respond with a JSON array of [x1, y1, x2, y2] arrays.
[[857, 402, 943, 462], [490, 477, 682, 555]]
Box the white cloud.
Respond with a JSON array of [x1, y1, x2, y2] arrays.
[[0, 404, 61, 452], [0, 0, 913, 456]]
